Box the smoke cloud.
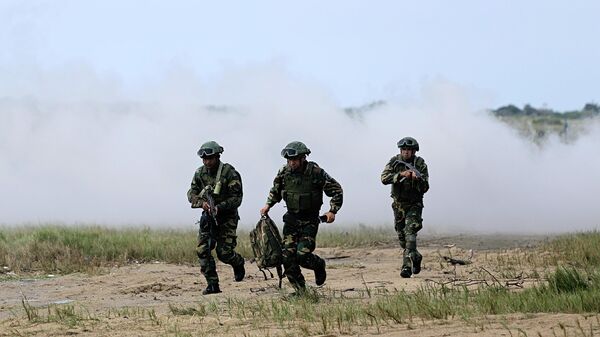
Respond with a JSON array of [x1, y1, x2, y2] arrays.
[[1, 63, 599, 233]]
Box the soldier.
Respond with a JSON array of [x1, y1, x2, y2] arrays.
[[381, 137, 429, 278], [188, 141, 245, 295], [260, 141, 343, 293]]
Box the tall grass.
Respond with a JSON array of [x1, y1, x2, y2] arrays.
[[0, 226, 200, 273], [0, 225, 395, 274], [543, 231, 600, 268], [2, 226, 598, 276], [313, 224, 395, 248]]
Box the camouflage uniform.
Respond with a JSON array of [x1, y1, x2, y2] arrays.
[[188, 161, 245, 287], [266, 161, 343, 289], [381, 153, 429, 277]]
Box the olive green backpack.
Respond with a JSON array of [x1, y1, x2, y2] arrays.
[[250, 215, 284, 287]]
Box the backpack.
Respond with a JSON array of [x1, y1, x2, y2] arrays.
[[249, 215, 284, 287]]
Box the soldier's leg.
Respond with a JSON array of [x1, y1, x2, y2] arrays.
[[393, 201, 412, 278], [281, 214, 305, 290], [405, 206, 424, 275], [196, 215, 220, 294], [295, 220, 326, 286], [392, 201, 407, 248], [215, 216, 245, 282]]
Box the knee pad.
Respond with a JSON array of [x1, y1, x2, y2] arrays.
[[282, 249, 296, 265], [216, 249, 233, 263], [196, 248, 211, 259]]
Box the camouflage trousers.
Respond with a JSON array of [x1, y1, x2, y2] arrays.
[[392, 200, 423, 267], [281, 212, 323, 290], [196, 212, 244, 286]]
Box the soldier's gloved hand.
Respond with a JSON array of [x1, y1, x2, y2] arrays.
[[191, 196, 202, 208], [260, 205, 270, 216], [323, 211, 335, 223], [400, 171, 412, 178]]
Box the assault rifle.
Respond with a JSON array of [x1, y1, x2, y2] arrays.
[[200, 185, 219, 248], [203, 185, 218, 225], [393, 160, 422, 183]]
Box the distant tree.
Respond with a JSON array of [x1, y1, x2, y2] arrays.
[[583, 103, 599, 113], [492, 104, 521, 116], [523, 104, 537, 115]]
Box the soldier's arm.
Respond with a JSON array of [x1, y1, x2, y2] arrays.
[[381, 157, 401, 185], [416, 161, 429, 194], [322, 169, 343, 214], [187, 170, 203, 203], [265, 168, 285, 207], [216, 169, 243, 211]]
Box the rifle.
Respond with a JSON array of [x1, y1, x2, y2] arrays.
[[203, 185, 218, 225], [199, 185, 219, 248], [393, 160, 422, 183]]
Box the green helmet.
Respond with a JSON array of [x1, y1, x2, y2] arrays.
[[281, 141, 311, 158], [397, 137, 419, 151], [197, 141, 224, 158]]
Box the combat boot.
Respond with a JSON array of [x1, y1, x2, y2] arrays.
[[314, 259, 327, 286], [400, 256, 412, 278], [233, 263, 245, 282], [202, 283, 221, 295], [410, 252, 423, 275], [289, 280, 307, 297], [405, 239, 420, 276]]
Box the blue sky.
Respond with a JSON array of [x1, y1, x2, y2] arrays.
[[2, 1, 599, 110]]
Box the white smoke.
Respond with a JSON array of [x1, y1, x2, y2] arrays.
[[1, 64, 599, 233]]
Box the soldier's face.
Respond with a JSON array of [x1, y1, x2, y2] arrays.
[[400, 148, 415, 161], [202, 156, 219, 169], [287, 157, 304, 172]]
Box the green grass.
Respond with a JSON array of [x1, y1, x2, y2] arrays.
[[1, 226, 598, 277], [0, 226, 201, 274], [0, 224, 395, 274], [311, 224, 395, 248], [543, 231, 600, 268], [19, 297, 98, 329]]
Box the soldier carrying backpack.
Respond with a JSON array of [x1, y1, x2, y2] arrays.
[[260, 141, 343, 293]]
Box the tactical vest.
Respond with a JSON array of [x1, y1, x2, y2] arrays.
[[391, 156, 425, 202], [281, 162, 324, 213], [200, 163, 233, 206]]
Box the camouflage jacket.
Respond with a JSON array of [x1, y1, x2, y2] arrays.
[[266, 161, 343, 214], [381, 155, 429, 202], [187, 161, 243, 213]]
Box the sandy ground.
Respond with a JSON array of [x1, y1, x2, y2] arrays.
[[1, 235, 598, 336]]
